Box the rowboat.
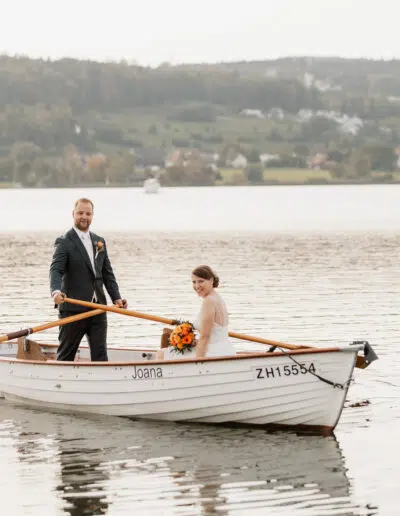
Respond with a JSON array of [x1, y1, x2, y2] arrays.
[[143, 177, 160, 193], [0, 299, 378, 435]]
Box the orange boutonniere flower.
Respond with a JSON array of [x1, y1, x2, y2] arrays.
[[94, 240, 105, 259], [169, 321, 196, 355]]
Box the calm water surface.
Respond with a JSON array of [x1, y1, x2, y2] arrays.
[[0, 186, 398, 515]]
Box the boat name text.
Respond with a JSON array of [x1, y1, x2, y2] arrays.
[[255, 362, 316, 379], [132, 366, 163, 379]]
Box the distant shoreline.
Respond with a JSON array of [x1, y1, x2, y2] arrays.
[[1, 181, 399, 189]]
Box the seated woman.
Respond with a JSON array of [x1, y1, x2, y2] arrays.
[[156, 265, 236, 360]]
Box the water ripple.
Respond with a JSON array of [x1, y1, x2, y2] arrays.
[[0, 229, 398, 515]]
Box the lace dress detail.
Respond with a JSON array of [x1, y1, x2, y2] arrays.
[[164, 293, 235, 359]]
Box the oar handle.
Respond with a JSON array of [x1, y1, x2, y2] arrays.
[[63, 298, 181, 326], [0, 309, 104, 343]]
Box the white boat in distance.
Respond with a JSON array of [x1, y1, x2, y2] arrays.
[[143, 177, 160, 193], [0, 336, 376, 435]]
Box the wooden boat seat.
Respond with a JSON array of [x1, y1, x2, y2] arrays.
[[160, 327, 172, 349], [16, 337, 51, 361], [16, 338, 88, 362]]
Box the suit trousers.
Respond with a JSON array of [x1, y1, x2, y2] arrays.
[[57, 311, 108, 361]]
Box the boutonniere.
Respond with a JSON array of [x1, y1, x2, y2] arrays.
[[94, 240, 104, 259]]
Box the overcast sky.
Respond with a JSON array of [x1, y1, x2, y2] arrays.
[[1, 0, 398, 66]]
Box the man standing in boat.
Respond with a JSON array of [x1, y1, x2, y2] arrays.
[[49, 198, 127, 361]]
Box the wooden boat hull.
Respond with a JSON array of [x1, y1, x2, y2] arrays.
[[0, 343, 359, 433]]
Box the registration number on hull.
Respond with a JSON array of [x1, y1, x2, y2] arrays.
[[255, 363, 316, 379]]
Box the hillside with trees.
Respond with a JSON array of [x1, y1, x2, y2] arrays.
[[1, 54, 400, 186]]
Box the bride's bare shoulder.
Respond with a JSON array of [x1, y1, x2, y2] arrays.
[[202, 295, 215, 308]]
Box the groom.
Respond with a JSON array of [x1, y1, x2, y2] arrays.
[[49, 197, 127, 361]]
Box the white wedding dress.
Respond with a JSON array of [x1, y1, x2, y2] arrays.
[[163, 293, 236, 360]]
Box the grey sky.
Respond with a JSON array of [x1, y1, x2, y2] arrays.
[[1, 0, 398, 66]]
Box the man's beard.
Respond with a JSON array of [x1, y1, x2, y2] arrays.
[[75, 220, 90, 231]]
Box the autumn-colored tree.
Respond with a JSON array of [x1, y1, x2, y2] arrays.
[[10, 142, 42, 186]]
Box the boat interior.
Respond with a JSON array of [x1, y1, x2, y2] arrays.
[[0, 338, 156, 362], [0, 327, 369, 367], [0, 335, 277, 364], [0, 327, 180, 363]]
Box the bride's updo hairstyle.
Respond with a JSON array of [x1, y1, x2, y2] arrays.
[[192, 265, 220, 288]]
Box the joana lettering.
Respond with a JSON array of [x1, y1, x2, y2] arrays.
[[131, 366, 163, 380]]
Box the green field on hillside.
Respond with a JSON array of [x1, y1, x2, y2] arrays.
[[220, 167, 332, 184]]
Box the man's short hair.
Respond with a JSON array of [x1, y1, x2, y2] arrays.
[[74, 198, 94, 210]]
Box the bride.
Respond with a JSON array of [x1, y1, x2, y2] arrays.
[[157, 265, 236, 360]]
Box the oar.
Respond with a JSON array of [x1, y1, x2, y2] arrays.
[[63, 297, 372, 368], [63, 297, 310, 352], [0, 309, 104, 343], [64, 297, 181, 325]]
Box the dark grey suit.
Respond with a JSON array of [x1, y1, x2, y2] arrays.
[[49, 228, 122, 361]]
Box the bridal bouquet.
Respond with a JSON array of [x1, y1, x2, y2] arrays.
[[169, 321, 196, 354]]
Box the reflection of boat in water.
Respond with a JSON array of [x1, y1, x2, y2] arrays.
[[143, 177, 160, 193], [0, 404, 357, 515]]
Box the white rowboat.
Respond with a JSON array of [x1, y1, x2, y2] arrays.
[[0, 338, 373, 435]]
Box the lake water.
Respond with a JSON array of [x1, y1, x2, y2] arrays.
[[0, 185, 398, 515]]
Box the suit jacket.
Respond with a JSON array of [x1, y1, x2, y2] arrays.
[[49, 228, 121, 313]]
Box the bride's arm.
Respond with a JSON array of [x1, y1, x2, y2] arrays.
[[196, 297, 214, 358]]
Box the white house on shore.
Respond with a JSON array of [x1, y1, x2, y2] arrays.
[[239, 109, 264, 119], [227, 153, 248, 169]]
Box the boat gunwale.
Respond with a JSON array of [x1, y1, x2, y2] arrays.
[[0, 345, 358, 367]]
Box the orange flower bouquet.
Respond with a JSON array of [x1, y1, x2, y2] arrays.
[[169, 321, 196, 355]]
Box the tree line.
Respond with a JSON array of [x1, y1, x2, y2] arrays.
[[1, 55, 400, 186], [0, 55, 322, 113]]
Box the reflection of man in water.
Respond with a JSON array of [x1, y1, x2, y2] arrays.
[[56, 447, 109, 516]]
